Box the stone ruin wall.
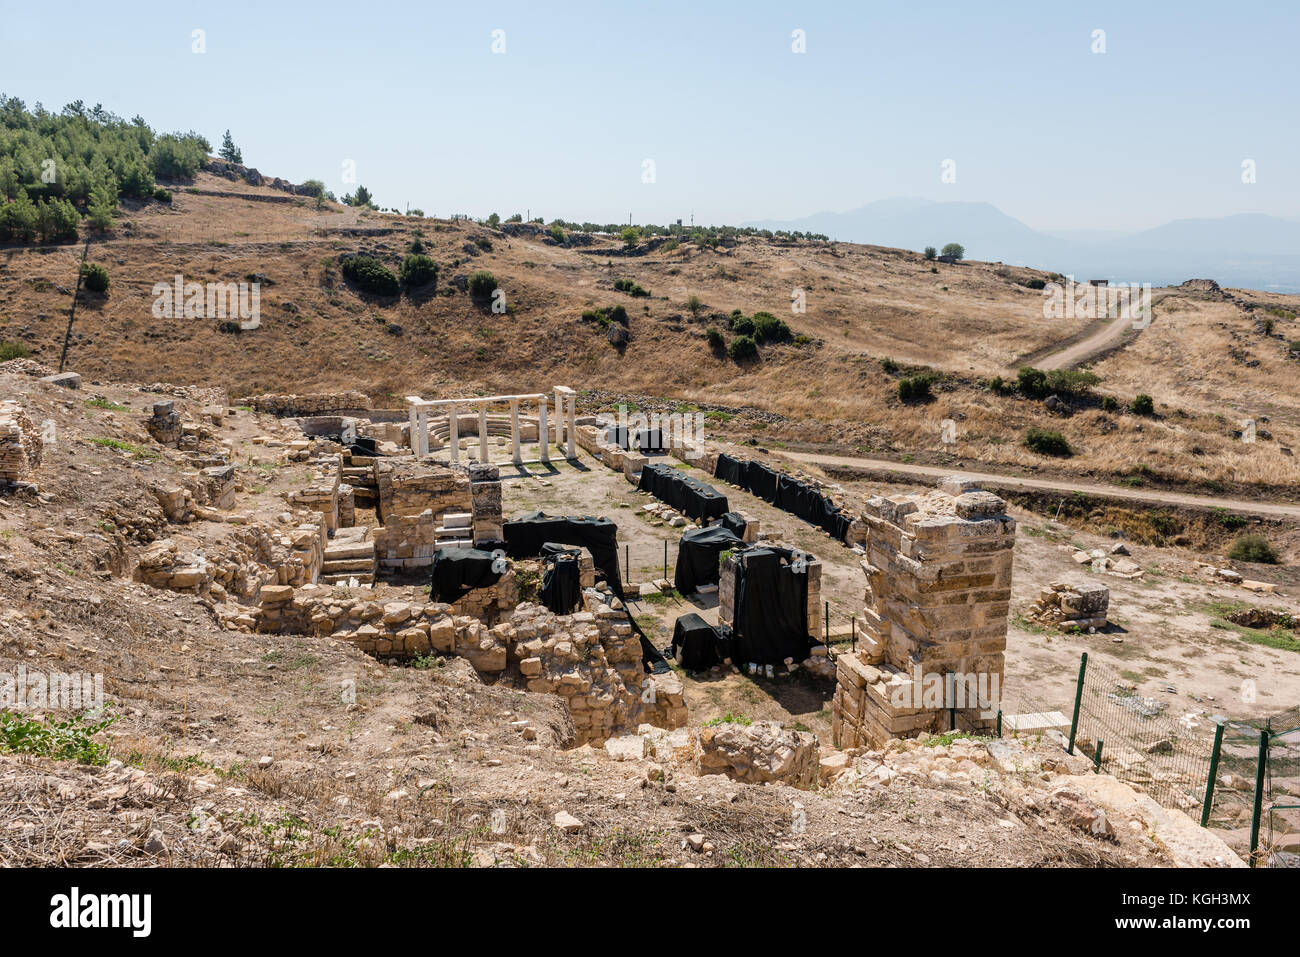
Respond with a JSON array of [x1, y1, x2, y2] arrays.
[[0, 399, 42, 484], [833, 478, 1016, 750], [245, 578, 685, 745]]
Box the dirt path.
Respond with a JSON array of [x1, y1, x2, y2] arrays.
[[778, 450, 1300, 519], [1020, 289, 1176, 372]]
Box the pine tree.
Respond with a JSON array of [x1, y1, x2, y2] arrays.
[[219, 129, 243, 164]]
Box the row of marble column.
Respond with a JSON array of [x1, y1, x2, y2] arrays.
[[406, 387, 577, 465]]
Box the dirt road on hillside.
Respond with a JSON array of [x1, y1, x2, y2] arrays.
[[1027, 290, 1176, 372], [780, 450, 1300, 519]]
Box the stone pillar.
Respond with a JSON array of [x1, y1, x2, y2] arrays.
[[510, 399, 522, 465], [448, 403, 459, 464], [565, 393, 576, 460], [478, 404, 489, 463], [538, 398, 550, 464]]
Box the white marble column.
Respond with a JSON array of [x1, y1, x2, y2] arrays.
[[510, 399, 521, 465], [565, 393, 576, 459], [538, 397, 550, 464], [478, 404, 489, 463], [448, 403, 459, 464], [408, 403, 421, 456]]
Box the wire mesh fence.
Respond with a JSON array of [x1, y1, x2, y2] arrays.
[[1205, 711, 1300, 868], [1069, 652, 1217, 813]]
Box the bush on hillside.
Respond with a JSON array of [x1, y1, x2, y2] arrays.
[[400, 254, 438, 289], [340, 255, 399, 296], [1024, 427, 1072, 457], [1130, 393, 1155, 416], [729, 335, 758, 361], [80, 262, 110, 293], [752, 311, 792, 343], [468, 270, 498, 300], [706, 327, 725, 352], [1226, 534, 1280, 565]]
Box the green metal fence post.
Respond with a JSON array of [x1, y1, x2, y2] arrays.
[[1248, 727, 1269, 868], [1094, 739, 1103, 772], [1067, 652, 1088, 755], [824, 601, 829, 644], [996, 709, 1002, 737], [1201, 718, 1226, 828], [663, 540, 667, 583]]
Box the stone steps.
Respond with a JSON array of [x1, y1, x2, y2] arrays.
[[320, 571, 375, 585], [323, 541, 377, 561]]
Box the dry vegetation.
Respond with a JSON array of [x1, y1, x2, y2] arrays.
[[5, 172, 1297, 497]]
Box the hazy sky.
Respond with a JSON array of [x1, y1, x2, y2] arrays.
[[4, 0, 1297, 231]]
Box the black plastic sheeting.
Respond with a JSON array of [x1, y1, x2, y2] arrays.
[[638, 463, 729, 523], [714, 455, 852, 542], [540, 546, 582, 615], [714, 453, 745, 487], [429, 547, 504, 603], [719, 512, 747, 537], [741, 460, 780, 503], [673, 525, 743, 595], [775, 474, 854, 541], [671, 613, 731, 671], [607, 426, 665, 452], [503, 512, 624, 598], [731, 546, 812, 665]]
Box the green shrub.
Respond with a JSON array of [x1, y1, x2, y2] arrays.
[[153, 187, 172, 203], [752, 311, 791, 342], [1022, 278, 1046, 290], [549, 223, 566, 244], [706, 327, 725, 351], [340, 255, 399, 296], [923, 246, 937, 260], [1226, 534, 1280, 565], [606, 304, 629, 326], [399, 253, 438, 289], [468, 270, 498, 299], [1101, 395, 1118, 411], [0, 341, 30, 361], [898, 374, 934, 403], [80, 262, 110, 293], [0, 709, 117, 765], [1024, 427, 1072, 457], [1130, 394, 1155, 416], [728, 335, 758, 361], [614, 278, 650, 297], [880, 357, 900, 374], [731, 314, 755, 337]]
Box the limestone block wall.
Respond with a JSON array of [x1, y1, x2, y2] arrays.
[[466, 463, 502, 542], [143, 400, 182, 447], [0, 400, 42, 483], [239, 584, 686, 746], [243, 392, 372, 416], [374, 459, 471, 525], [371, 512, 439, 571], [288, 457, 341, 530], [833, 479, 1016, 749]]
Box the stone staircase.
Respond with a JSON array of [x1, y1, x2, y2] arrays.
[[320, 526, 377, 584], [435, 511, 474, 549]]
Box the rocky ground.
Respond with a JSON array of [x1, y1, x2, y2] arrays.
[[0, 364, 1267, 867]]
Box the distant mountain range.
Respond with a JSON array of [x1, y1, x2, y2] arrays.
[[745, 198, 1300, 293]]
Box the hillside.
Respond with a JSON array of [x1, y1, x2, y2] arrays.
[[3, 168, 1300, 502]]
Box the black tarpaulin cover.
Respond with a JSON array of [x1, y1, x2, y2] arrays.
[[540, 545, 583, 615], [503, 512, 624, 598], [714, 453, 745, 486], [673, 524, 742, 595], [731, 546, 811, 665], [741, 460, 780, 503], [638, 463, 729, 522], [429, 547, 503, 603], [718, 511, 747, 537], [671, 613, 730, 671], [774, 474, 852, 542]]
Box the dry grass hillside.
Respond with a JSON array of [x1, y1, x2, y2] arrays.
[[3, 171, 1299, 496]]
